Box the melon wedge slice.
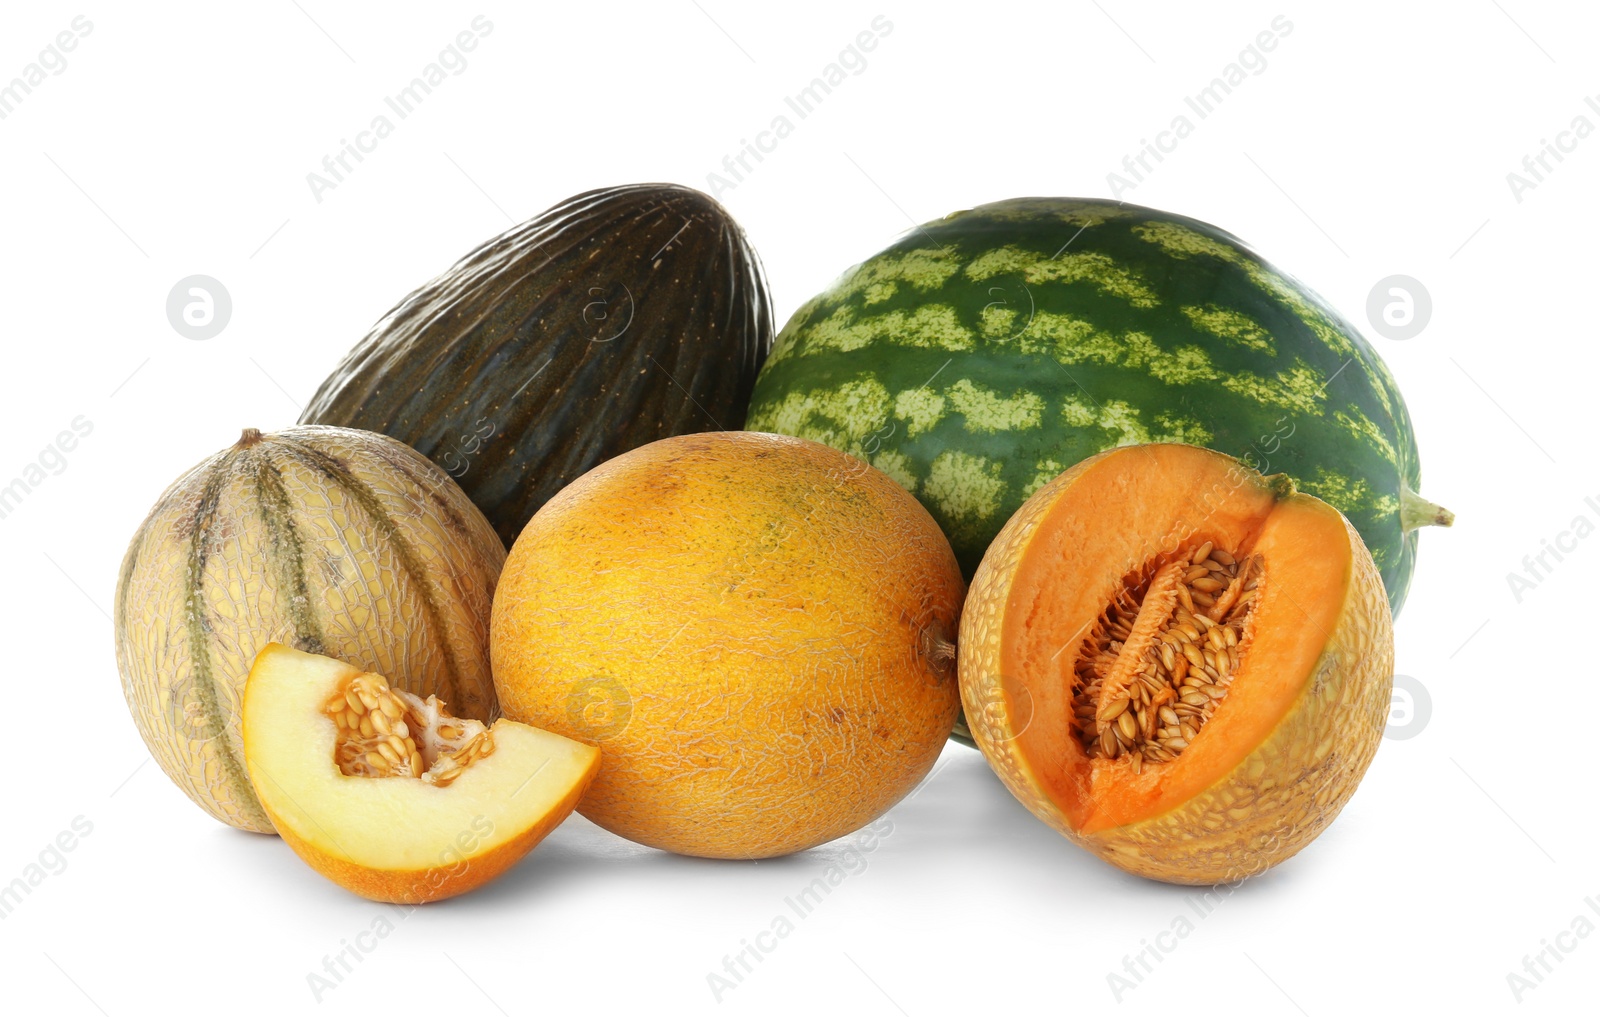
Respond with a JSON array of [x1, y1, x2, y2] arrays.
[[243, 643, 599, 903]]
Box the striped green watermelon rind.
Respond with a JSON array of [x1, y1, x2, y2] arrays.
[[745, 198, 1443, 618]]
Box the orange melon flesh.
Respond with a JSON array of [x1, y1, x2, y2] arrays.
[[243, 643, 599, 903], [1002, 444, 1349, 833]]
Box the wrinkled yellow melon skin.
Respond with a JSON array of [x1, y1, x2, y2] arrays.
[[959, 449, 1393, 884], [115, 426, 505, 833], [491, 431, 965, 860]]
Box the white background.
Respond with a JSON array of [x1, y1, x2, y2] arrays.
[[1, 1, 1594, 1014]]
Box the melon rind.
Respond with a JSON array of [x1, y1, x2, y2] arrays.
[[114, 426, 505, 833], [958, 445, 1393, 884]]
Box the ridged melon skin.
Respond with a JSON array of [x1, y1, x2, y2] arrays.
[[114, 426, 505, 833], [746, 197, 1429, 614], [959, 448, 1393, 884], [301, 183, 773, 548]]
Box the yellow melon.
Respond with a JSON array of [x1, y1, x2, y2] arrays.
[[490, 431, 964, 859]]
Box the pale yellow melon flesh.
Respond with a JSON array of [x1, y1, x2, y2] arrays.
[[243, 643, 599, 903]]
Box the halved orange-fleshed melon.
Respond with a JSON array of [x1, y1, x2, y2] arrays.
[[242, 643, 599, 902], [959, 443, 1393, 884]]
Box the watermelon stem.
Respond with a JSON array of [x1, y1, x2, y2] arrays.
[[1400, 484, 1455, 531]]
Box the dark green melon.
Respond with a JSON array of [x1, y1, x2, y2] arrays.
[[746, 198, 1451, 615], [302, 183, 773, 547]]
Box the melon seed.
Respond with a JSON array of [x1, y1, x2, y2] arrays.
[[1117, 712, 1139, 741], [324, 672, 494, 787], [1070, 542, 1261, 769]]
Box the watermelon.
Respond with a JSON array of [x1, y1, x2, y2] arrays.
[[746, 198, 1451, 615]]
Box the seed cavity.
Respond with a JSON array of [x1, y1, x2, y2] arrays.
[[325, 672, 494, 787], [1071, 542, 1261, 768]]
